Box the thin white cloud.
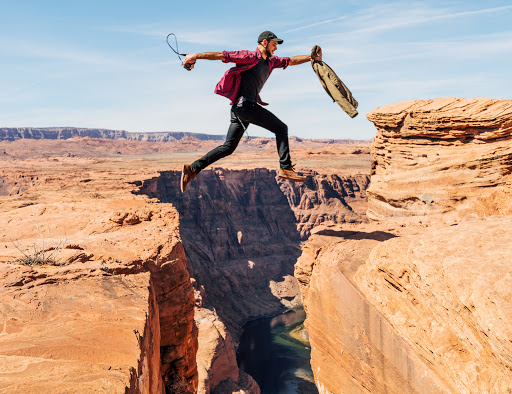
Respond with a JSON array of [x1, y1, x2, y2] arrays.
[[346, 4, 512, 35], [283, 16, 347, 33]]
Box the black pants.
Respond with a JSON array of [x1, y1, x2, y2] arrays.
[[191, 100, 292, 173]]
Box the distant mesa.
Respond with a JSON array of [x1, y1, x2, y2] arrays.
[[0, 127, 371, 146], [0, 127, 226, 142]]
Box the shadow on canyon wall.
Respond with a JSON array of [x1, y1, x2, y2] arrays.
[[314, 229, 396, 242], [136, 168, 369, 337], [137, 168, 301, 336]]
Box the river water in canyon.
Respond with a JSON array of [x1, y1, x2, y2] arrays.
[[237, 308, 318, 393]]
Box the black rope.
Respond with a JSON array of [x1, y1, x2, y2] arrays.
[[166, 33, 194, 70]]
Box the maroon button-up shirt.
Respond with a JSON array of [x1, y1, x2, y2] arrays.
[[214, 49, 290, 106]]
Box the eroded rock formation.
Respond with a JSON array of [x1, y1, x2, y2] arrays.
[[366, 97, 512, 221], [280, 172, 369, 238], [0, 174, 40, 196], [195, 307, 260, 393], [0, 164, 198, 393], [356, 217, 512, 392], [295, 225, 452, 393], [296, 97, 512, 393], [297, 217, 512, 393]]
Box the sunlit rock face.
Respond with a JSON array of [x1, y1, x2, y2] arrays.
[[295, 226, 451, 393], [356, 216, 512, 393], [366, 97, 512, 221], [294, 97, 512, 393], [296, 218, 512, 393], [0, 165, 198, 393]]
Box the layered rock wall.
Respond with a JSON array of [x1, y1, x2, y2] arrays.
[[280, 172, 369, 238], [0, 267, 161, 393], [137, 168, 369, 392], [297, 218, 512, 393], [356, 217, 512, 393], [138, 169, 369, 337], [296, 97, 512, 392], [195, 307, 260, 393], [140, 168, 303, 338], [366, 97, 512, 221], [0, 183, 198, 392], [295, 228, 453, 393]]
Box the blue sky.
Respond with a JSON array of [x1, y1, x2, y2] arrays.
[[1, 1, 512, 140]]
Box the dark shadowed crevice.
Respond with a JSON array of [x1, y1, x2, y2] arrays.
[[136, 168, 302, 337], [135, 168, 370, 339]]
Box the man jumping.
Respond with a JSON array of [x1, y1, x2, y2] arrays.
[[180, 30, 321, 192]]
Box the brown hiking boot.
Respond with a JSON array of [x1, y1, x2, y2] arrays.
[[180, 164, 197, 192], [278, 166, 307, 182]]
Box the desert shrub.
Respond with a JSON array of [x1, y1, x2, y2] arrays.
[[11, 225, 65, 266]]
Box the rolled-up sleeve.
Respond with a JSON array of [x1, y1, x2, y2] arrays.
[[270, 56, 290, 70], [222, 50, 257, 64]]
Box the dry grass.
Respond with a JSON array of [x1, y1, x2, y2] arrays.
[[11, 225, 66, 266]]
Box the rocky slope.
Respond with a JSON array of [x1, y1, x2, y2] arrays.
[[366, 97, 512, 221], [296, 97, 512, 392]]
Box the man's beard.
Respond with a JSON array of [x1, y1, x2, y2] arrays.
[[265, 45, 272, 58]]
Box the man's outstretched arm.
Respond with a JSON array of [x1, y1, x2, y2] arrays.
[[289, 52, 322, 66], [182, 52, 225, 69]]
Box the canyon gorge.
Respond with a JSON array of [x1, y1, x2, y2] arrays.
[[0, 136, 370, 392], [1, 96, 512, 393]]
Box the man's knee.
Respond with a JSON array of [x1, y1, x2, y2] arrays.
[[276, 122, 288, 137]]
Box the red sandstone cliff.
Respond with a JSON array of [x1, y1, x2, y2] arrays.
[[296, 97, 512, 392], [366, 97, 512, 221], [0, 163, 198, 393]]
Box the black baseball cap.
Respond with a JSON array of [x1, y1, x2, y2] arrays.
[[258, 31, 283, 44]]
